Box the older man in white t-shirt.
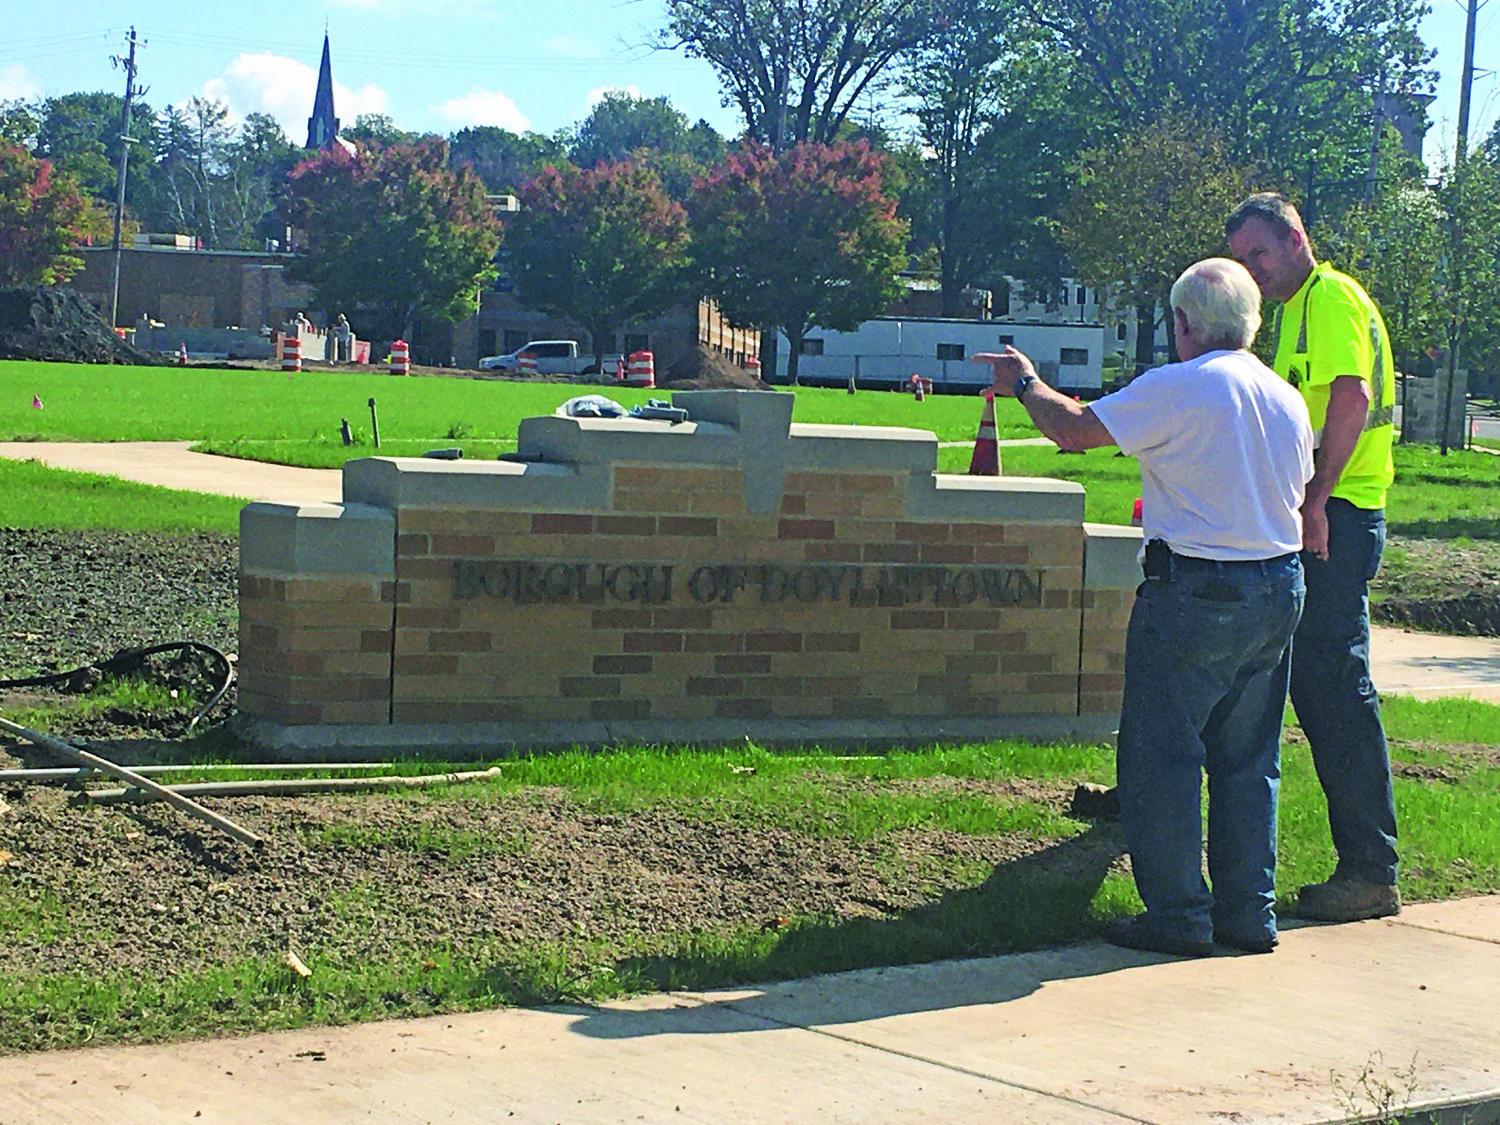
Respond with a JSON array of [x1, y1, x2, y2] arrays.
[[975, 258, 1313, 958]]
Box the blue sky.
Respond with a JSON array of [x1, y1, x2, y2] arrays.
[[1, 0, 1495, 164]]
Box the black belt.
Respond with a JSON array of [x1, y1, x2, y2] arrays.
[[1142, 538, 1296, 581]]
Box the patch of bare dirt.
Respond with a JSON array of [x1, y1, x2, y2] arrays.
[[0, 778, 1113, 985]]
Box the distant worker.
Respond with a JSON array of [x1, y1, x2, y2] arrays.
[[335, 313, 352, 362], [974, 258, 1313, 957], [1227, 192, 1400, 923]]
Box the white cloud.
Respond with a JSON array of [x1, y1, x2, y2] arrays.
[[200, 53, 387, 141], [433, 87, 529, 132], [0, 64, 41, 101]]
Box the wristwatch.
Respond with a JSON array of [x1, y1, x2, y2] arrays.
[[1013, 374, 1038, 401]]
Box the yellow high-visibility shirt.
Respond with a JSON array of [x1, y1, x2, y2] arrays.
[[1271, 261, 1395, 511]]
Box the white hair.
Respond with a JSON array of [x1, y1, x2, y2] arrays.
[[1170, 258, 1262, 351]]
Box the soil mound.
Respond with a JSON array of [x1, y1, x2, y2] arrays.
[[658, 345, 769, 390], [0, 286, 157, 364], [1373, 592, 1500, 636]]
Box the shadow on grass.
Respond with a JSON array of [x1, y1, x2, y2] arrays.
[[569, 822, 1130, 1039]]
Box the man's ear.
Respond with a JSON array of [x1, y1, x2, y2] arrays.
[[1173, 306, 1190, 340]]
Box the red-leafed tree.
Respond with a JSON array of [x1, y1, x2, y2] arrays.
[[508, 160, 691, 369], [689, 140, 907, 382], [0, 144, 111, 287], [279, 139, 501, 342]]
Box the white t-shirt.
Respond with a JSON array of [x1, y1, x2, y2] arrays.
[[1090, 350, 1314, 560]]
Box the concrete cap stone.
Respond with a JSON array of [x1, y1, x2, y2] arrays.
[[239, 501, 394, 576], [1083, 523, 1143, 589], [342, 457, 612, 512], [910, 474, 1086, 523]]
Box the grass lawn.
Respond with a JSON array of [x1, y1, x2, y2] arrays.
[[1, 694, 1496, 1051], [0, 359, 1036, 454]]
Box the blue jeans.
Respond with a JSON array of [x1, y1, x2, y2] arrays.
[[1291, 498, 1399, 885], [1117, 552, 1304, 945]]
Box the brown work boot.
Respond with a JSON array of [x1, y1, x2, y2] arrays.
[[1295, 877, 1401, 922]]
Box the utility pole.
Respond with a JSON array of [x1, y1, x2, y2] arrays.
[[108, 28, 143, 331], [1440, 0, 1480, 455]]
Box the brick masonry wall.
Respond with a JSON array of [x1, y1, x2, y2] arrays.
[[386, 465, 1088, 726], [238, 572, 395, 726]]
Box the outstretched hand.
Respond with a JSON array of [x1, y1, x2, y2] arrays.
[[971, 346, 1037, 397]]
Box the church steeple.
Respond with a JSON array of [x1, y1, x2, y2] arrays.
[[306, 33, 340, 150]]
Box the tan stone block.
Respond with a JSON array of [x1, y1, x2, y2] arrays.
[[862, 543, 920, 565], [607, 490, 669, 514], [803, 493, 867, 518], [859, 496, 908, 519], [393, 700, 525, 724], [394, 675, 504, 701], [688, 489, 745, 517], [279, 576, 386, 604], [838, 473, 901, 495], [395, 654, 459, 676], [277, 627, 369, 655], [316, 701, 391, 725], [399, 557, 458, 582], [319, 652, 392, 678], [783, 471, 839, 495], [459, 511, 532, 538]]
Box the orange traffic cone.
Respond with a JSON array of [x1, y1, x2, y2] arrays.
[[968, 390, 1001, 475], [177, 342, 188, 365]]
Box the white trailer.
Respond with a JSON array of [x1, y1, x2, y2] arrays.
[[774, 317, 1106, 394]]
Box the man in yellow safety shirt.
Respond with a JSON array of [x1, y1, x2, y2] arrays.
[[1226, 192, 1400, 923]]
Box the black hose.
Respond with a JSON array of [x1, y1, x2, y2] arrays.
[[0, 641, 236, 737]]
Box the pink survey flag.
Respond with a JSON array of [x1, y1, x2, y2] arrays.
[[31, 394, 43, 409]]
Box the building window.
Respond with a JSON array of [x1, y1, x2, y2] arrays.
[[1076, 287, 1087, 306], [997, 334, 1014, 346], [624, 334, 650, 353], [936, 343, 965, 361], [478, 329, 497, 357], [994, 287, 1011, 316], [1117, 323, 1128, 341], [1060, 347, 1090, 366], [800, 338, 824, 355]]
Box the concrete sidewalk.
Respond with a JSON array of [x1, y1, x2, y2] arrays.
[[2, 897, 1497, 1124], [0, 440, 343, 503]]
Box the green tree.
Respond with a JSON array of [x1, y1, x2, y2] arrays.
[[447, 126, 568, 193], [572, 93, 692, 167], [902, 3, 1099, 314], [1014, 0, 1433, 184], [659, 0, 937, 149], [1333, 162, 1445, 373], [344, 113, 423, 147], [1060, 113, 1251, 370], [689, 139, 908, 382], [280, 140, 502, 341], [0, 144, 112, 286], [509, 160, 691, 370], [0, 100, 39, 147]]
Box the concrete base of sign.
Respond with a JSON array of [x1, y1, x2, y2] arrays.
[[232, 712, 1124, 760], [238, 389, 1143, 758]]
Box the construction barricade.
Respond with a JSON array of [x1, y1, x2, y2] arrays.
[[390, 339, 410, 376], [627, 350, 655, 388], [280, 335, 301, 374]]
